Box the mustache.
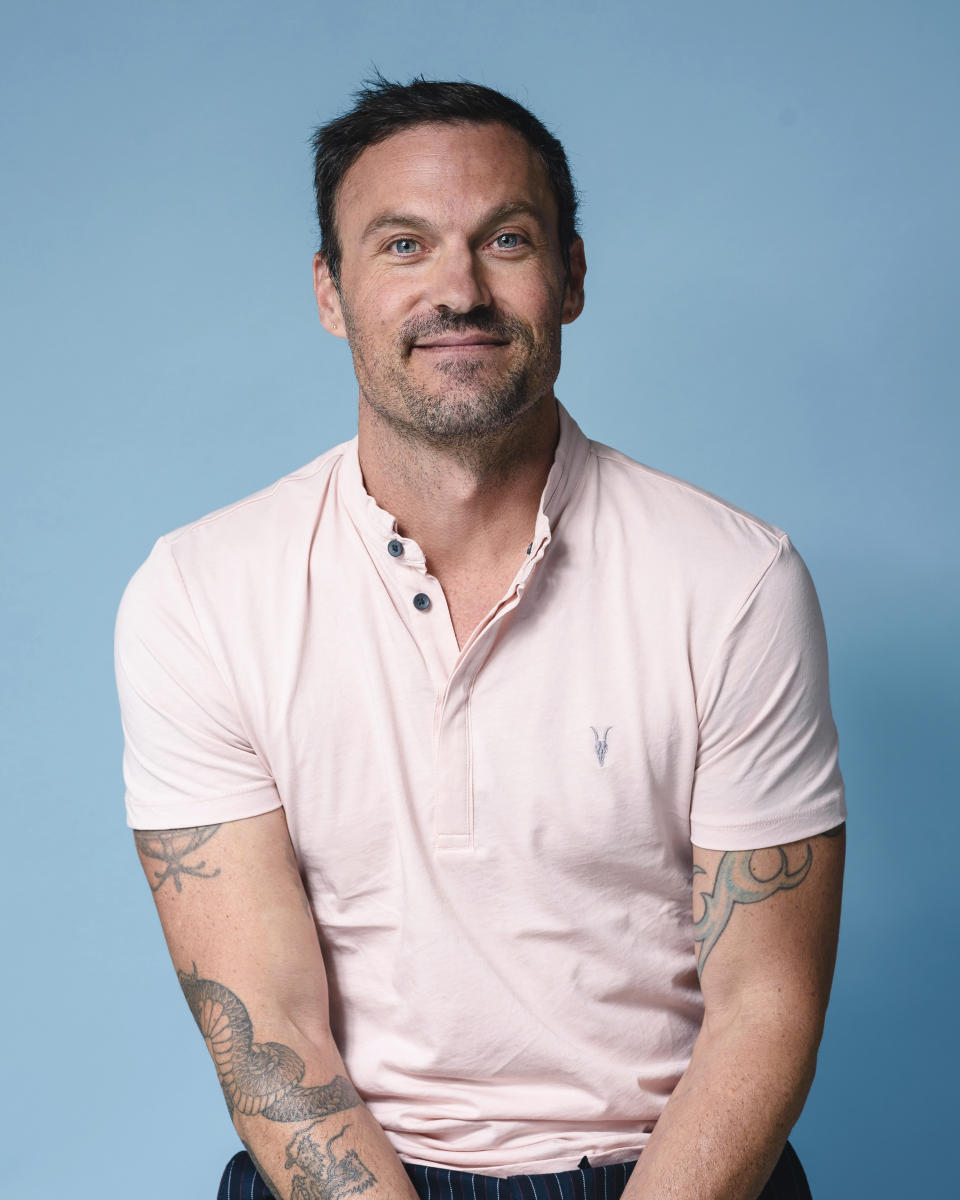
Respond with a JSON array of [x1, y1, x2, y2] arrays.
[[400, 308, 529, 352]]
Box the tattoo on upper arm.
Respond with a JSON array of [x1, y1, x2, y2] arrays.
[[135, 825, 222, 892], [692, 825, 843, 975], [178, 966, 361, 1123]]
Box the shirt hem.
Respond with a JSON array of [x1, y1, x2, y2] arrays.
[[397, 1143, 646, 1178]]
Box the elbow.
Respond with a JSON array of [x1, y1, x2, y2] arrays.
[[700, 994, 826, 1115]]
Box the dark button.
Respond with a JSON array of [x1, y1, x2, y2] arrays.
[[526, 542, 533, 555], [413, 592, 431, 611], [387, 538, 404, 557]]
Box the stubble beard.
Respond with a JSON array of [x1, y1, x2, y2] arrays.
[[343, 303, 562, 448]]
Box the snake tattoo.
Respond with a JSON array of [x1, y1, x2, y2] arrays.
[[178, 966, 360, 1123]]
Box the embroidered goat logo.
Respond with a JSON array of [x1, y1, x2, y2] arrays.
[[591, 726, 612, 767]]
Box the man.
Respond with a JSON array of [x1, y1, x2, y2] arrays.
[[115, 77, 845, 1200]]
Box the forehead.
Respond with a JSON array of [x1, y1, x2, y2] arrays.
[[335, 121, 557, 233]]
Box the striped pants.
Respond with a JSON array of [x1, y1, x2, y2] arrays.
[[218, 1141, 811, 1199]]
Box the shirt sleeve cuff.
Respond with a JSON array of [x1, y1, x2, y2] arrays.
[[125, 786, 282, 830], [690, 791, 847, 851]]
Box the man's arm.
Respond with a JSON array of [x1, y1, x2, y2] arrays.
[[135, 809, 418, 1200], [623, 824, 844, 1200]]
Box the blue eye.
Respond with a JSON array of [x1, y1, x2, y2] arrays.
[[391, 238, 420, 255], [495, 233, 522, 249]]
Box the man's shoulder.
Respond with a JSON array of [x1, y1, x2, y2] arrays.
[[586, 437, 786, 562], [120, 440, 353, 613], [162, 440, 351, 553]]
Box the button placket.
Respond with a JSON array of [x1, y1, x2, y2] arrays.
[[383, 536, 439, 618], [432, 615, 508, 851], [426, 524, 555, 853]]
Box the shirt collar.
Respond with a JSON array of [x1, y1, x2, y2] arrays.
[[337, 400, 590, 560]]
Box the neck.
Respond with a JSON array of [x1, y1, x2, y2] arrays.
[[356, 394, 560, 577]]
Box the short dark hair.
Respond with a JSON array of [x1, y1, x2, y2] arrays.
[[311, 74, 580, 287]]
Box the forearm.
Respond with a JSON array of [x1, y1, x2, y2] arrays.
[[622, 1012, 817, 1200], [134, 812, 419, 1200], [179, 964, 417, 1200], [235, 1088, 417, 1200]]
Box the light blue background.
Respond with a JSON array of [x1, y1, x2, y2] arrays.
[[2, 1, 957, 1195]]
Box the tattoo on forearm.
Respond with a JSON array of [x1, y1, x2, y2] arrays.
[[178, 966, 361, 1123], [693, 841, 818, 974], [285, 1122, 377, 1197], [242, 1118, 377, 1200], [135, 825, 222, 892]]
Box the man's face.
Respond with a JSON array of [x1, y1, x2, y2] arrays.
[[314, 121, 585, 443]]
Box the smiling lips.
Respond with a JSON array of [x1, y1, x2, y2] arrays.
[[412, 334, 509, 352]]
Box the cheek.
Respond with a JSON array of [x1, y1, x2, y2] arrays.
[[343, 296, 403, 354], [497, 271, 565, 323], [362, 282, 419, 333]]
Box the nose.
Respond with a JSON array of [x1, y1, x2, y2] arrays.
[[426, 244, 492, 315]]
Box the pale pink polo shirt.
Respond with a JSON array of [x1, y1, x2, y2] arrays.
[[115, 403, 845, 1175]]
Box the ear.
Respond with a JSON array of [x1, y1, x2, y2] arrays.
[[313, 252, 347, 339], [560, 237, 586, 325]]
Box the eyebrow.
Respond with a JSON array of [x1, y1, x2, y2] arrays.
[[360, 201, 548, 244]]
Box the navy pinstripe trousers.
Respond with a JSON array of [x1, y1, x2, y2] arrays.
[[217, 1141, 811, 1199]]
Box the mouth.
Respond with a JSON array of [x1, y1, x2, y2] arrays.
[[411, 334, 510, 352]]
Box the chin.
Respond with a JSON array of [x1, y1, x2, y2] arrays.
[[403, 390, 541, 440]]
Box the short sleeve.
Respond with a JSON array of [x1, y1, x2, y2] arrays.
[[114, 537, 282, 830], [690, 536, 846, 850]]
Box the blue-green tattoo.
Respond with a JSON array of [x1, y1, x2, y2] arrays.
[[693, 845, 813, 974]]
